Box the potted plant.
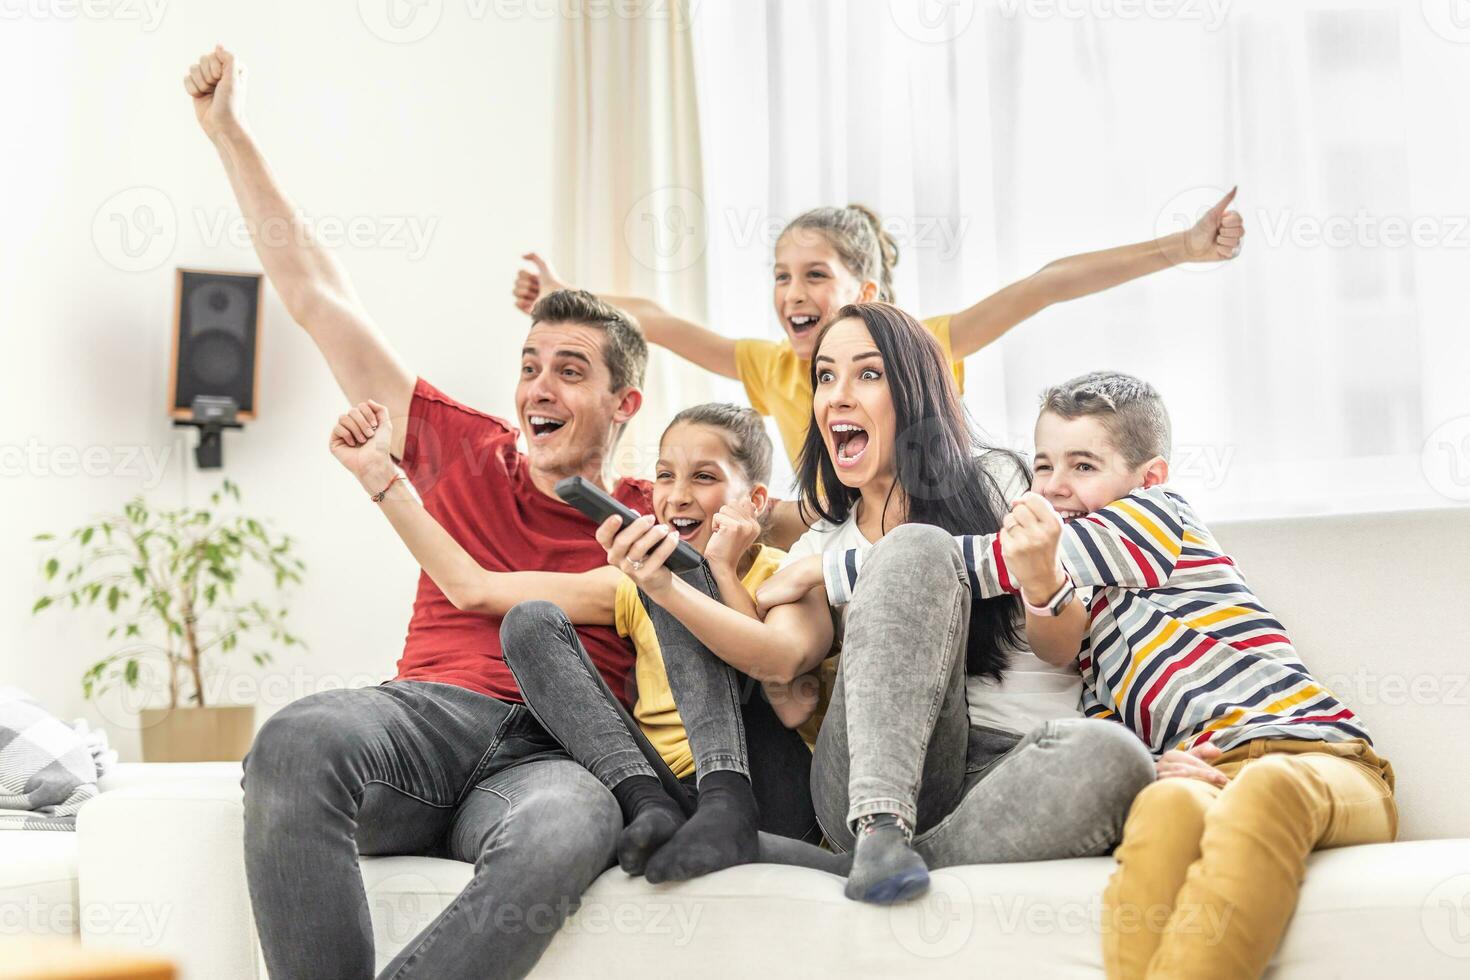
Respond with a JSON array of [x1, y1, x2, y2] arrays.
[[33, 480, 305, 761]]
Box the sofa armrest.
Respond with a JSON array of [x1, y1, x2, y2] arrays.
[[76, 776, 260, 980]]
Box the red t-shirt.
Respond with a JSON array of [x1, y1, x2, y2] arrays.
[[394, 378, 651, 705]]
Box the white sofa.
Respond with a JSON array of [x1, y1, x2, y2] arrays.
[[6, 507, 1469, 978]]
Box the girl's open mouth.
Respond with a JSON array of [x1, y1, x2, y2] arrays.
[[668, 516, 704, 540], [830, 422, 869, 468]]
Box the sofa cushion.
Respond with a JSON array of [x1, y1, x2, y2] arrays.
[[0, 830, 80, 936], [361, 838, 1470, 977]]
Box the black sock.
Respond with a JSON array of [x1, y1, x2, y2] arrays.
[[643, 769, 760, 884], [610, 774, 686, 876]]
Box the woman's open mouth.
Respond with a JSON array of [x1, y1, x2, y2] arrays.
[[667, 516, 704, 541], [830, 421, 869, 468]]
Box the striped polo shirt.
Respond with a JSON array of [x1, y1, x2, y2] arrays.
[[823, 486, 1371, 756]]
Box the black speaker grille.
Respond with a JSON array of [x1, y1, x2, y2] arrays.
[[174, 271, 260, 414]]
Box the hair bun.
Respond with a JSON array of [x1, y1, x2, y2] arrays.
[[846, 203, 899, 302]]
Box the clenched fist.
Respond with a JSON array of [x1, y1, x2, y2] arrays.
[[513, 252, 571, 315], [1000, 492, 1067, 605], [183, 45, 246, 139], [330, 400, 396, 491]]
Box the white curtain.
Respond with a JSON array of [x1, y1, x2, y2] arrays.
[[553, 1, 709, 474], [687, 0, 1470, 518]]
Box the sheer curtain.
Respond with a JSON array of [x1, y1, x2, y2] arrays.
[[688, 0, 1470, 518], [552, 1, 708, 472]]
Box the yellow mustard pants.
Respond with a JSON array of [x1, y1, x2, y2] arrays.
[[1102, 738, 1397, 980]]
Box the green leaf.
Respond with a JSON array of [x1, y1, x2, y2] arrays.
[[132, 567, 147, 587], [33, 533, 54, 542], [80, 527, 94, 546], [44, 558, 59, 580], [107, 586, 121, 613], [32, 596, 52, 614], [124, 660, 139, 686]]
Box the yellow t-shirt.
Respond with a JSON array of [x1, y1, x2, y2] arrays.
[[615, 544, 788, 780], [733, 314, 966, 466]]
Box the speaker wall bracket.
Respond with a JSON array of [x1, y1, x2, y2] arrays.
[[173, 395, 243, 470]]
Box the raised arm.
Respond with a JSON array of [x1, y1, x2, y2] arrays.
[[944, 189, 1245, 359], [186, 47, 415, 454], [330, 401, 619, 624], [514, 253, 738, 379]]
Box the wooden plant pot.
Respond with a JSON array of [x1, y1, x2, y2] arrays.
[[138, 704, 256, 762]]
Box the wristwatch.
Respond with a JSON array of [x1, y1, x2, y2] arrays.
[[1023, 574, 1077, 617]]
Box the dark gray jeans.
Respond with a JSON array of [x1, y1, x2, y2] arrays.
[[242, 680, 618, 980], [810, 522, 1156, 864]]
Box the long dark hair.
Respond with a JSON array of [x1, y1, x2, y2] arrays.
[[795, 302, 1027, 681]]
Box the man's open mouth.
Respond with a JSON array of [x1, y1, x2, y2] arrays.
[[668, 516, 704, 540], [830, 421, 869, 468], [529, 415, 567, 438], [788, 314, 821, 335]]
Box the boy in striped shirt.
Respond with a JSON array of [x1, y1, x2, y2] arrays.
[[822, 371, 1397, 979]]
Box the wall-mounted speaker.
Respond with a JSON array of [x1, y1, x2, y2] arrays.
[[168, 269, 262, 421]]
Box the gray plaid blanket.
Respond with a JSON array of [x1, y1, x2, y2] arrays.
[[0, 687, 116, 831]]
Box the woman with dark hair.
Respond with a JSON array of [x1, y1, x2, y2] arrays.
[[605, 302, 1156, 903]]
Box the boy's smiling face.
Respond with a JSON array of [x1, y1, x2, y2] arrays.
[[1031, 411, 1169, 519]]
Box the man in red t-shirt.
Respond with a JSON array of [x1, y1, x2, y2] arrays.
[[188, 48, 650, 980]]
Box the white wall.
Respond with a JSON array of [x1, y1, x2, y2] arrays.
[[0, 3, 560, 758]]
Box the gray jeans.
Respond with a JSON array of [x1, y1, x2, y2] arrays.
[[810, 523, 1156, 865], [241, 680, 619, 980]]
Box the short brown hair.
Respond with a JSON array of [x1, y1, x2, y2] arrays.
[[529, 289, 648, 391], [1039, 371, 1172, 467]]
